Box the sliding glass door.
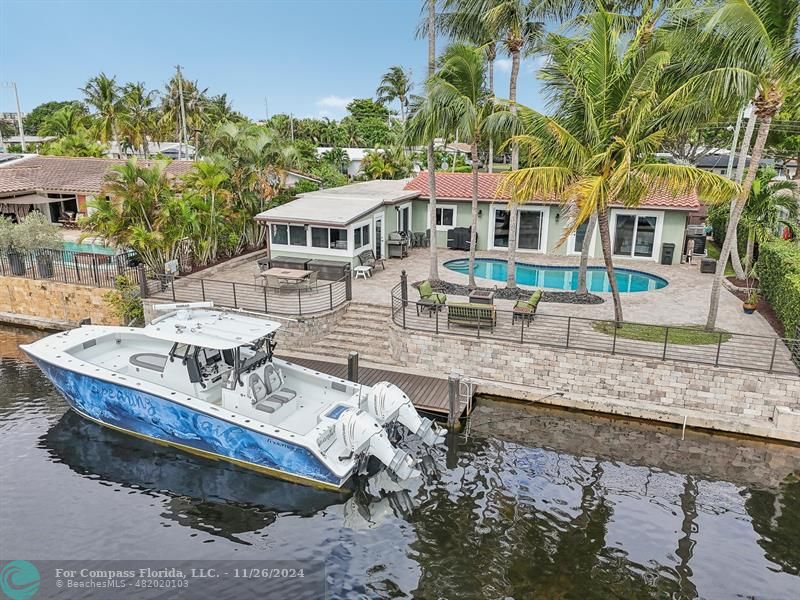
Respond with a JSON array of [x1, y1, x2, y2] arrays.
[[613, 213, 659, 259], [492, 207, 545, 251]]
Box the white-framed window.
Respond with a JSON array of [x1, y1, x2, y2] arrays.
[[271, 224, 288, 245], [611, 210, 663, 260], [489, 205, 549, 252], [353, 221, 371, 250], [396, 203, 411, 233], [436, 207, 455, 228], [289, 225, 307, 246], [311, 227, 348, 249], [567, 219, 598, 255]]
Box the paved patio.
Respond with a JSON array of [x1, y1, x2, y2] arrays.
[[184, 246, 780, 339], [350, 248, 779, 338]]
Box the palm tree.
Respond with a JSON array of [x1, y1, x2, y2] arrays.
[[321, 147, 350, 174], [410, 44, 491, 289], [492, 9, 739, 323], [120, 82, 157, 158], [741, 168, 798, 271], [183, 159, 232, 264], [702, 0, 800, 330], [81, 73, 122, 150], [483, 0, 544, 288], [39, 104, 88, 138], [425, 0, 441, 281], [376, 66, 414, 122]]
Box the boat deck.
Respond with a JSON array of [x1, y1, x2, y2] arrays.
[[278, 355, 457, 416]]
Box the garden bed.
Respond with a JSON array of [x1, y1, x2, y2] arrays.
[[415, 280, 604, 304]]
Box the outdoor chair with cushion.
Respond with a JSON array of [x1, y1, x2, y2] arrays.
[[447, 302, 497, 331], [305, 270, 319, 291], [512, 290, 543, 326], [257, 258, 271, 271], [417, 281, 447, 316], [357, 249, 385, 271]]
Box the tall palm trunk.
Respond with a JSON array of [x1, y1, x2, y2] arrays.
[[576, 212, 597, 295], [468, 140, 480, 289], [596, 207, 623, 324], [744, 229, 756, 274], [706, 115, 773, 330], [506, 46, 522, 288], [427, 0, 439, 281], [487, 43, 495, 174], [730, 114, 757, 279]]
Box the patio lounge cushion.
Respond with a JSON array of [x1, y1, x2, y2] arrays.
[[514, 290, 543, 311], [418, 281, 447, 304]]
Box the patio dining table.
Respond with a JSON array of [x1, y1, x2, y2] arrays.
[[261, 267, 311, 285]]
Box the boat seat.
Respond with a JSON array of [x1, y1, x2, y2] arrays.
[[263, 364, 297, 404], [129, 353, 168, 372], [254, 399, 282, 414]]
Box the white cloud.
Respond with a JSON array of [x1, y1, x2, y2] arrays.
[[526, 55, 550, 73], [316, 95, 354, 110], [495, 58, 512, 73]]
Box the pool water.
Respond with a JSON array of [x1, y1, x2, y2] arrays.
[[63, 240, 115, 256], [445, 258, 668, 293]]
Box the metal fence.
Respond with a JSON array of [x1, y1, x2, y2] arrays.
[[148, 272, 351, 316], [391, 283, 799, 377], [0, 248, 141, 289]]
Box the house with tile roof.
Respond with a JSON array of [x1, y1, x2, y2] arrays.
[[256, 171, 701, 266], [0, 154, 193, 223]]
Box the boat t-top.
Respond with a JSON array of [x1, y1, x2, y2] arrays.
[[22, 302, 445, 490]]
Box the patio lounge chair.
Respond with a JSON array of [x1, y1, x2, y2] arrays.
[[417, 281, 447, 316], [447, 302, 497, 331], [357, 249, 385, 271], [512, 290, 543, 326]]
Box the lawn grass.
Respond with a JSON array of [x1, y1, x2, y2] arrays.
[[705, 240, 736, 277], [592, 321, 732, 345]]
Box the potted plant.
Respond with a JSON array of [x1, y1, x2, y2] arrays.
[[8, 212, 64, 278], [743, 288, 759, 314], [0, 216, 26, 276]]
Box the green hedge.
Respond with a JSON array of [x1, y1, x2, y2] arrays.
[[757, 240, 800, 336]]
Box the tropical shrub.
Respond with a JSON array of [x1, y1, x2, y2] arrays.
[[0, 212, 63, 250], [103, 274, 144, 325], [757, 240, 800, 335]]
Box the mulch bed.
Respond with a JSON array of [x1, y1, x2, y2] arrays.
[[724, 276, 785, 338], [413, 280, 604, 305]]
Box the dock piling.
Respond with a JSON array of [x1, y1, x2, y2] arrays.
[[348, 351, 359, 383], [448, 372, 461, 431]]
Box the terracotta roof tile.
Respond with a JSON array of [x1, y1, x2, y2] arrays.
[[404, 172, 700, 210], [0, 156, 194, 196]]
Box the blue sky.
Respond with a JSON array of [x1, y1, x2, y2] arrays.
[[0, 0, 546, 121]]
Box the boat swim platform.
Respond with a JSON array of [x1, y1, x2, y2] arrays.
[[277, 353, 462, 417]]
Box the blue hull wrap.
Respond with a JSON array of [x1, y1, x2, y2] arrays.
[[33, 359, 341, 487]]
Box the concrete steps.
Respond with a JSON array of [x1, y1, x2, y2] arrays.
[[305, 303, 392, 363]]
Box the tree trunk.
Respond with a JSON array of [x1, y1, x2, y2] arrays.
[[730, 113, 756, 279], [744, 229, 755, 275], [468, 141, 479, 289], [487, 45, 495, 174], [576, 212, 597, 295], [506, 204, 518, 288], [509, 49, 520, 171], [427, 0, 439, 281], [706, 114, 773, 330], [596, 207, 623, 324]]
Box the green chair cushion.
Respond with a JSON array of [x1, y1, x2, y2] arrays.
[[528, 290, 543, 307], [431, 292, 447, 304], [418, 281, 433, 299]]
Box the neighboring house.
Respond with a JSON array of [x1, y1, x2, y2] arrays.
[[255, 172, 701, 267], [1, 136, 57, 152], [316, 147, 375, 178], [107, 141, 197, 160], [255, 179, 418, 267], [0, 154, 193, 223]]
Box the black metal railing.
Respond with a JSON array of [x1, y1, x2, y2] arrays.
[[0, 248, 141, 289], [390, 283, 798, 377], [150, 272, 351, 316]]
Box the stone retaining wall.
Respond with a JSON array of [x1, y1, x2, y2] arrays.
[[388, 324, 800, 439], [0, 276, 123, 326]]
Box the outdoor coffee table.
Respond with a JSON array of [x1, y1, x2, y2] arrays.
[[468, 289, 495, 304], [512, 305, 535, 326], [353, 265, 373, 279]]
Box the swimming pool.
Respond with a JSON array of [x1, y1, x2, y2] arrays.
[[444, 258, 668, 293], [63, 240, 115, 256]]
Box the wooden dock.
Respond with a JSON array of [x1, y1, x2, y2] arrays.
[[278, 355, 455, 416]]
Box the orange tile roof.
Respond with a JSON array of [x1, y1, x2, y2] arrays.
[[0, 155, 194, 196], [404, 172, 700, 210]]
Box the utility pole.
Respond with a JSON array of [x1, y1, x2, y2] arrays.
[[10, 82, 25, 152], [175, 65, 189, 160], [289, 113, 294, 142], [264, 97, 269, 121]]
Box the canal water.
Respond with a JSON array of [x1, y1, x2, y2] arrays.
[[1, 325, 799, 599]]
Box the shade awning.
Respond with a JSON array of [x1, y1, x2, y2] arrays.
[[0, 193, 55, 205]]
